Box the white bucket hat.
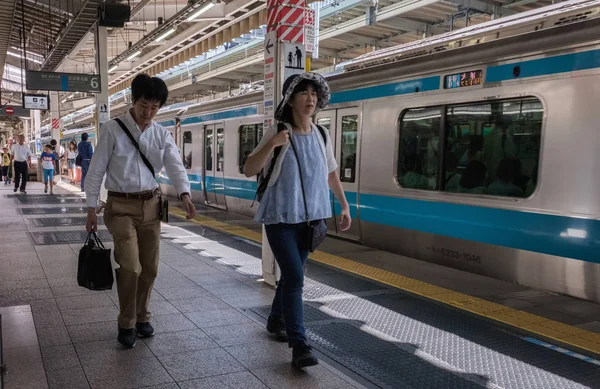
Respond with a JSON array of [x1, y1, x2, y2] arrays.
[[274, 72, 330, 121]]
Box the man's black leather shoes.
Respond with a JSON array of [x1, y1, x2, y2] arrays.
[[117, 327, 136, 348]]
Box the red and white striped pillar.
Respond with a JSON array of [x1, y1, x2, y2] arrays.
[[261, 0, 308, 287]]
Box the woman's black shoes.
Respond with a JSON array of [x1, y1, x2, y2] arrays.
[[266, 315, 288, 342], [292, 344, 319, 368]]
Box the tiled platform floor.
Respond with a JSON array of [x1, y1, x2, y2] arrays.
[[0, 182, 365, 389], [1, 180, 600, 389]]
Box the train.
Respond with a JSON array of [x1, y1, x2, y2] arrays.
[[94, 0, 600, 302]]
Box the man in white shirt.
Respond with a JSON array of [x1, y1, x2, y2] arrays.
[[10, 134, 32, 194], [85, 74, 196, 348]]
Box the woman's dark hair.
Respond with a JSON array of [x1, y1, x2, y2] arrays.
[[460, 160, 487, 189], [69, 141, 77, 150], [81, 132, 89, 141], [131, 74, 169, 107], [279, 79, 319, 125]]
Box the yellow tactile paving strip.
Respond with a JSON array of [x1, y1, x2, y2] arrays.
[[170, 207, 600, 356]]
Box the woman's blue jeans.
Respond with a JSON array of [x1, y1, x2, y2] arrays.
[[265, 222, 309, 347]]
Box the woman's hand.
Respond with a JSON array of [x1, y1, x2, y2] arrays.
[[339, 207, 351, 231], [269, 130, 289, 148]]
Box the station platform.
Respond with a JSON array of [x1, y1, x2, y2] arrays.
[[0, 180, 600, 389]]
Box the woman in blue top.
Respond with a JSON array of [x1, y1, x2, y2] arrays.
[[244, 73, 351, 368], [41, 144, 57, 194]]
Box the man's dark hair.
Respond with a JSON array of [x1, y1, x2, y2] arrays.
[[81, 132, 89, 141], [50, 139, 57, 146], [131, 74, 169, 107]]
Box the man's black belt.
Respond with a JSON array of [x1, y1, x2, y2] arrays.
[[108, 188, 160, 200]]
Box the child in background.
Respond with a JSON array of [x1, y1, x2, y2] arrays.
[[1, 146, 10, 184], [41, 144, 57, 194]]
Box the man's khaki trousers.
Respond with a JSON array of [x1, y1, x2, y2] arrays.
[[104, 194, 161, 329]]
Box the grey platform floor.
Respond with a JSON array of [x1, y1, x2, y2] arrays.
[[0, 181, 599, 389]]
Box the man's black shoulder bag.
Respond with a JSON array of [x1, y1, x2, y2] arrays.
[[114, 118, 169, 223]]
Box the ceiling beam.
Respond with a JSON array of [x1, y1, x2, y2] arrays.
[[448, 0, 516, 17], [319, 0, 440, 41]]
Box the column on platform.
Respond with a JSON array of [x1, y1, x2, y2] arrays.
[[261, 0, 308, 286], [95, 24, 110, 135], [94, 24, 110, 202], [50, 91, 62, 181]]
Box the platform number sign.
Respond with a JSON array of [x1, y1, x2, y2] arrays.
[[26, 70, 102, 93]]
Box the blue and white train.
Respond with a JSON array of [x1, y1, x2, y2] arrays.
[[152, 0, 600, 302]]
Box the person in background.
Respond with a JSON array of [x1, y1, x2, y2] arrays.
[[85, 74, 196, 348], [77, 132, 93, 191], [50, 139, 65, 183], [1, 146, 11, 184], [41, 144, 57, 195], [244, 73, 351, 368], [10, 135, 32, 194], [67, 141, 78, 184]]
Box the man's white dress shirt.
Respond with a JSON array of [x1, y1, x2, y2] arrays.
[[85, 110, 191, 208], [10, 144, 32, 162]]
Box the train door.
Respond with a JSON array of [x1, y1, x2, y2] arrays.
[[334, 108, 361, 241], [314, 111, 338, 233], [203, 124, 227, 209]]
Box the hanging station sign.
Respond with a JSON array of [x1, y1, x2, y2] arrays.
[[26, 70, 101, 93], [23, 93, 50, 110]]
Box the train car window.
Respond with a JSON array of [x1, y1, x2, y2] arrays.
[[238, 124, 264, 174], [216, 128, 224, 172], [397, 107, 442, 190], [239, 125, 256, 174], [340, 115, 358, 182], [182, 131, 192, 169], [444, 98, 542, 197], [205, 129, 213, 171]]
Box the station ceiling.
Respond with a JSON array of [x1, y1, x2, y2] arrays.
[[0, 0, 557, 128]]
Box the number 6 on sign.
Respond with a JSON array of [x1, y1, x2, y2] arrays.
[[91, 77, 99, 89]]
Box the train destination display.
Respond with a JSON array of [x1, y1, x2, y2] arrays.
[[444, 70, 483, 89]]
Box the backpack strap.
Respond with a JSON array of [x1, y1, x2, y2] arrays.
[[252, 123, 287, 206], [315, 124, 327, 146]]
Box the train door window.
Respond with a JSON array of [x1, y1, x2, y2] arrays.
[[317, 117, 332, 135], [444, 98, 542, 197], [216, 128, 224, 172], [397, 107, 442, 190], [205, 129, 213, 171], [239, 124, 263, 174], [182, 131, 192, 169], [340, 115, 358, 182]]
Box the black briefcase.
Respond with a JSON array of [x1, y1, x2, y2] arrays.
[[77, 231, 114, 290]]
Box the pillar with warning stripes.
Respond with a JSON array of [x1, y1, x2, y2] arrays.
[[261, 0, 308, 286]]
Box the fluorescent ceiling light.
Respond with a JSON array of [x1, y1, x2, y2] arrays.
[[109, 66, 119, 72], [186, 3, 215, 21], [7, 51, 42, 64], [155, 28, 176, 42], [67, 94, 74, 99], [127, 51, 141, 61]]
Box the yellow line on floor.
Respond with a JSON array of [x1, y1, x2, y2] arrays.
[[169, 206, 600, 356]]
